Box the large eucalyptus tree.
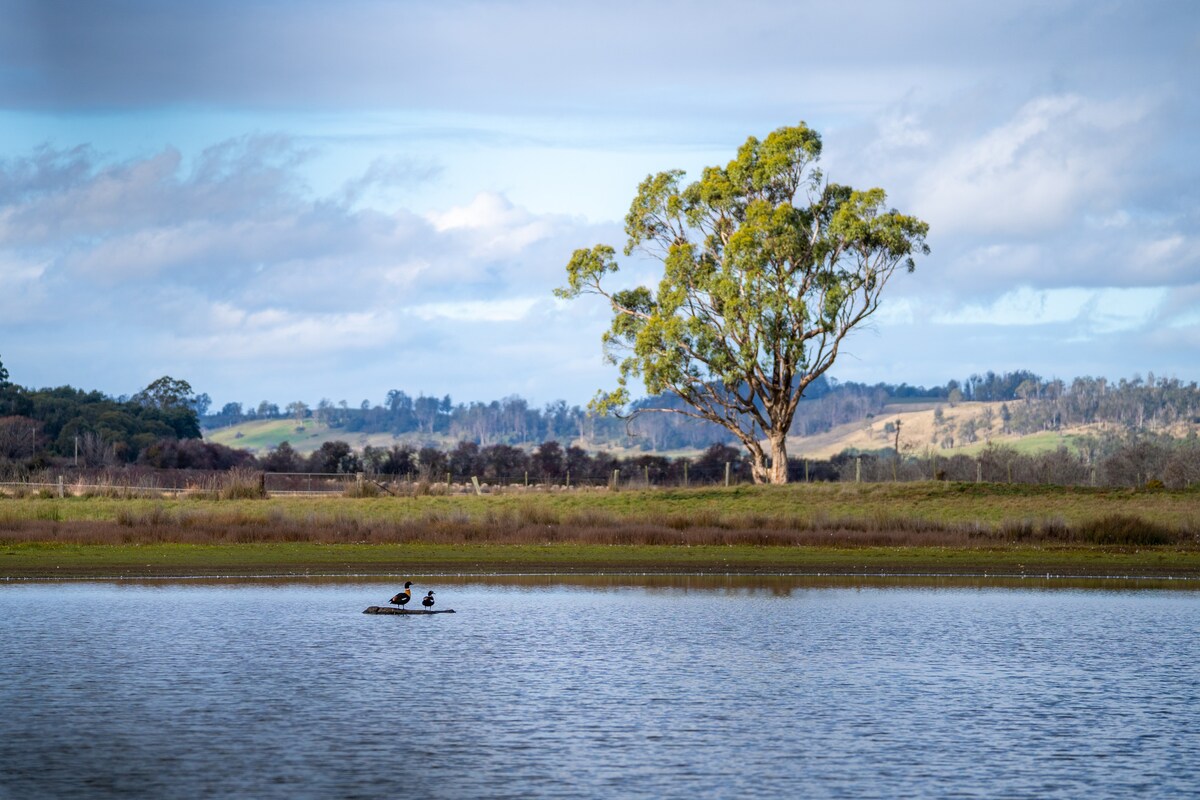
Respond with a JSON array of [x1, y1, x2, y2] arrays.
[[557, 123, 929, 484]]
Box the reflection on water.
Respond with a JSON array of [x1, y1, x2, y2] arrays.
[[103, 571, 1200, 594], [2, 578, 1198, 798]]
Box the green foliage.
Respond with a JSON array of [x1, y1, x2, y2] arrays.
[[0, 379, 203, 463], [134, 376, 195, 411], [558, 123, 929, 483]]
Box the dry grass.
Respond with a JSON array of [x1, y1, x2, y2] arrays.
[[181, 468, 268, 500], [2, 502, 1194, 548]]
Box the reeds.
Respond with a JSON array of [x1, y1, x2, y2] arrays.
[[2, 505, 1194, 548], [183, 468, 267, 500]]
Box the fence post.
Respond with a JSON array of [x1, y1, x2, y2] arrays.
[[644, 465, 649, 486], [446, 472, 451, 491], [684, 461, 689, 488], [855, 457, 861, 483], [524, 470, 528, 487], [57, 475, 64, 498], [612, 468, 620, 489], [471, 476, 482, 496], [976, 461, 982, 483], [725, 462, 731, 487], [357, 472, 364, 492], [566, 469, 571, 489], [804, 459, 809, 483]]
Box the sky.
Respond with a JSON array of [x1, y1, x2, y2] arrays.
[[0, 0, 1197, 412]]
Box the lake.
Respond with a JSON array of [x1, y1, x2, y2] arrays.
[[2, 575, 1198, 798]]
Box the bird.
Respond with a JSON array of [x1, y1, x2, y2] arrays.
[[389, 581, 413, 610], [422, 591, 435, 611]]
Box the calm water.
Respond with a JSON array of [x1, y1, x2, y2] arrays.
[[1, 576, 1198, 799]]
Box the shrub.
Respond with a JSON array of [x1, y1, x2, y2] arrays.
[[1073, 514, 1177, 546]]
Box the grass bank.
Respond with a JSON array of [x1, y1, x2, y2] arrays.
[[2, 482, 1197, 579], [4, 542, 1200, 580]]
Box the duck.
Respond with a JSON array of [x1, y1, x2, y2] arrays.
[[422, 591, 435, 611], [389, 581, 413, 610]]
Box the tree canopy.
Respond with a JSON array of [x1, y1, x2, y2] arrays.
[[557, 123, 929, 483]]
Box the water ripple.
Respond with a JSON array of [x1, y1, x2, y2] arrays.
[[1, 582, 1198, 798]]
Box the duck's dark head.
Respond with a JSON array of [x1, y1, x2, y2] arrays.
[[404, 581, 413, 588]]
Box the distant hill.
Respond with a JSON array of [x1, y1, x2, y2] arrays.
[[203, 399, 1198, 461], [203, 419, 453, 454], [793, 401, 1063, 458], [203, 371, 1200, 460]]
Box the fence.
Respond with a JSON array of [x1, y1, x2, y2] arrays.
[[0, 463, 757, 498], [0, 445, 1194, 496]]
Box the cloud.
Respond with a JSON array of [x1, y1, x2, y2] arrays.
[[426, 192, 559, 257], [1, 1, 1197, 403], [912, 94, 1152, 236], [339, 155, 442, 205], [0, 134, 619, 402], [409, 298, 541, 323], [6, 0, 1192, 120], [171, 304, 392, 360], [933, 286, 1165, 334]]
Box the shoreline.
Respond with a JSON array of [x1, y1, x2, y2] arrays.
[[4, 541, 1200, 581], [3, 483, 1197, 582]]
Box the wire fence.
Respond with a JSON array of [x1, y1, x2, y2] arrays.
[[0, 465, 754, 498], [0, 444, 1194, 497]]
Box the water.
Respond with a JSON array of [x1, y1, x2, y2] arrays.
[[2, 576, 1198, 798]]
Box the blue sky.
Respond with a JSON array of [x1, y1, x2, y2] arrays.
[[1, 0, 1197, 411]]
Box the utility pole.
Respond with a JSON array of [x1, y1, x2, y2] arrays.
[[892, 419, 902, 481]]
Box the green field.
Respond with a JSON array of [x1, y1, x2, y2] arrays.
[[955, 431, 1090, 457], [2, 482, 1197, 579], [4, 540, 1198, 581], [204, 419, 439, 454], [204, 416, 1114, 461], [202, 419, 695, 459], [3, 480, 1199, 526]]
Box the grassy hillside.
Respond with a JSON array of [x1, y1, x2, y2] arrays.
[[204, 419, 451, 454], [790, 401, 1107, 459], [205, 401, 1197, 460]]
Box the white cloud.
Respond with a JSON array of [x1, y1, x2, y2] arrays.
[[913, 94, 1153, 236], [934, 286, 1165, 333], [408, 298, 540, 323], [172, 304, 392, 360], [2, 1, 1198, 403], [0, 136, 624, 402], [425, 192, 557, 256]]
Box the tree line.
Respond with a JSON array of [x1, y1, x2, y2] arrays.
[[202, 371, 1200, 452], [0, 375, 202, 467], [203, 376, 898, 451], [261, 432, 1198, 490], [1, 348, 1198, 482]]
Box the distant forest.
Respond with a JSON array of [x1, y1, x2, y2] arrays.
[[2, 362, 1200, 477], [205, 370, 1200, 451], [203, 374, 948, 448]]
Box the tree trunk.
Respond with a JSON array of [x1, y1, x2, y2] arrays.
[[769, 432, 789, 484], [746, 439, 770, 484], [744, 432, 790, 484]]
